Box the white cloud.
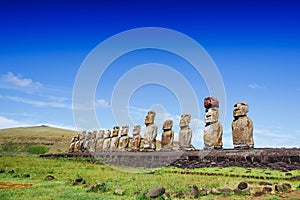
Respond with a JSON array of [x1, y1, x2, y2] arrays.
[[0, 95, 71, 109], [0, 115, 29, 129], [0, 72, 42, 89], [95, 99, 110, 109], [248, 83, 265, 89]]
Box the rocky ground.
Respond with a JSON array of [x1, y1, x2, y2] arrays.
[[40, 148, 300, 172]]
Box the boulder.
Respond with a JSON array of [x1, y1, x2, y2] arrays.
[[146, 187, 165, 198]]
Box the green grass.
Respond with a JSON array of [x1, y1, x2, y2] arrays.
[[0, 155, 299, 200], [0, 126, 77, 154]]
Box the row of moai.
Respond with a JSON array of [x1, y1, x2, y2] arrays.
[[69, 96, 254, 152]]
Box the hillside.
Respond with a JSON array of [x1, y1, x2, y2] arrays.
[[0, 125, 77, 138], [0, 125, 77, 154]]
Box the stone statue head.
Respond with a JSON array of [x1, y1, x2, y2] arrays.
[[112, 126, 120, 137], [92, 130, 97, 139], [85, 132, 92, 140], [104, 129, 111, 138], [79, 131, 86, 140], [144, 110, 156, 125], [233, 102, 249, 117], [121, 126, 129, 136], [204, 96, 219, 109], [163, 119, 173, 130], [97, 130, 105, 139], [205, 107, 219, 123], [132, 125, 141, 136], [179, 114, 191, 127]]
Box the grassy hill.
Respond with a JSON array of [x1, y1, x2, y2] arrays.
[[0, 125, 76, 138], [0, 125, 77, 154]]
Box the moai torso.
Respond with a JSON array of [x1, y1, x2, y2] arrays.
[[178, 114, 193, 150], [103, 129, 111, 151], [161, 120, 174, 150], [130, 125, 141, 151], [119, 126, 130, 151], [110, 126, 120, 151], [232, 102, 254, 148], [95, 130, 105, 151], [69, 135, 78, 153], [203, 97, 223, 149], [143, 111, 158, 151], [89, 130, 97, 152], [83, 132, 92, 153]]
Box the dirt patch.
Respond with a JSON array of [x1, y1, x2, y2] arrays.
[[0, 182, 33, 189]]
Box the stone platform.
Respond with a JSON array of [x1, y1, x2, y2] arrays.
[[40, 148, 300, 171]]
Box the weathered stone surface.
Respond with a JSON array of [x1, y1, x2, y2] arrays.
[[203, 98, 223, 149], [69, 135, 79, 153], [89, 130, 97, 152], [142, 111, 157, 151], [114, 188, 123, 195], [190, 185, 199, 197], [234, 189, 243, 195], [204, 121, 223, 149], [161, 120, 174, 150], [130, 125, 141, 151], [95, 130, 105, 151], [110, 126, 120, 151], [238, 182, 248, 190], [119, 126, 130, 151], [45, 175, 55, 180], [83, 132, 92, 152], [232, 102, 254, 149], [173, 191, 184, 198], [178, 114, 193, 150], [102, 129, 111, 151], [204, 96, 219, 108], [221, 188, 232, 195], [275, 184, 284, 192], [262, 186, 272, 193], [282, 183, 292, 191], [199, 188, 209, 195], [211, 188, 221, 194], [146, 187, 165, 198]]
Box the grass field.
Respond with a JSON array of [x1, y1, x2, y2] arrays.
[[0, 126, 300, 199]]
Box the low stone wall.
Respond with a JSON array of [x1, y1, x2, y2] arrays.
[[40, 148, 300, 171]]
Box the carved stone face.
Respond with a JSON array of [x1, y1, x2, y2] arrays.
[[163, 120, 173, 130], [121, 126, 129, 136], [104, 129, 111, 138], [132, 125, 141, 136], [233, 102, 248, 117], [80, 131, 86, 140], [205, 107, 219, 123], [92, 130, 97, 139], [204, 97, 219, 109], [144, 110, 156, 125], [179, 114, 191, 127], [85, 132, 92, 140], [112, 126, 120, 137]]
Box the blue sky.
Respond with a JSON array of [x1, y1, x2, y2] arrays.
[[0, 0, 300, 148]]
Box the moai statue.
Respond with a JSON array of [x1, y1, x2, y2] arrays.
[[130, 125, 141, 151], [89, 130, 97, 152], [102, 129, 111, 151], [161, 120, 174, 150], [83, 132, 92, 153], [203, 97, 223, 149], [69, 135, 79, 153], [76, 131, 86, 153], [95, 130, 105, 151], [110, 126, 120, 151], [119, 126, 130, 151], [178, 114, 194, 150], [142, 110, 158, 151], [232, 102, 254, 149]]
